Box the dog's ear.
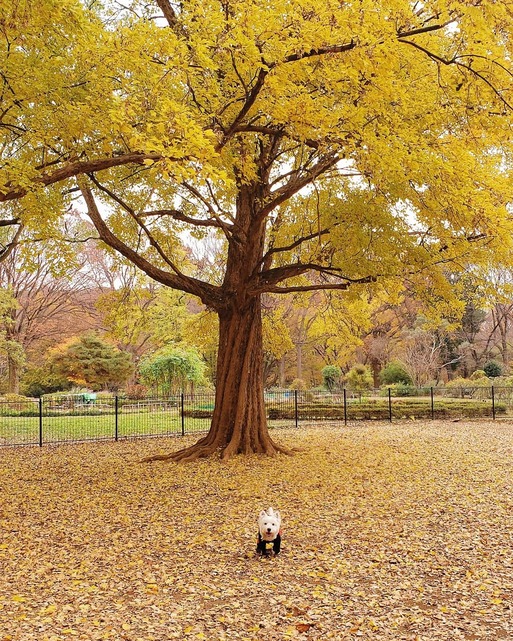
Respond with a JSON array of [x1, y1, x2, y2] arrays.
[[274, 510, 281, 521], [259, 510, 268, 519]]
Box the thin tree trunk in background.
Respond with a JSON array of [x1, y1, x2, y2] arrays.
[[7, 354, 19, 394], [279, 355, 286, 388]]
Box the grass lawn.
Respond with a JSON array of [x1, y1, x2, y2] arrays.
[[1, 421, 513, 640], [0, 410, 211, 445]]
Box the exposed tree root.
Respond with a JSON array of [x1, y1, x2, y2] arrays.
[[140, 435, 296, 463]]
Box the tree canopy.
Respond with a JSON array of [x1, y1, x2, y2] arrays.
[[48, 334, 134, 391], [1, 0, 513, 458]]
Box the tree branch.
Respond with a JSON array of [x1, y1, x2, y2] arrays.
[[249, 261, 377, 295], [283, 40, 357, 63], [86, 173, 189, 279], [78, 179, 224, 309], [0, 152, 164, 203], [221, 67, 269, 146], [397, 18, 458, 38], [140, 208, 228, 230], [262, 227, 332, 266], [155, 0, 180, 29], [398, 38, 513, 111], [261, 153, 339, 217], [252, 277, 378, 295], [232, 124, 285, 137], [0, 223, 23, 263], [0, 217, 20, 227], [181, 181, 234, 237]]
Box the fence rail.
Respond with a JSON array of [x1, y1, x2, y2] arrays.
[[1, 386, 513, 448]]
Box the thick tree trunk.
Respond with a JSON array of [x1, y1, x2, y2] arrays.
[[142, 181, 294, 462], [142, 300, 293, 462]]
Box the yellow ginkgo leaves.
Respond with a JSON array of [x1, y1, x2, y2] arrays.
[[1, 422, 513, 639]]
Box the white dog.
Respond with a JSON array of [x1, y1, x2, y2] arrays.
[[256, 507, 282, 556]]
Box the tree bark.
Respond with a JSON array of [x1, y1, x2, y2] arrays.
[[141, 181, 294, 462], [279, 355, 286, 388], [370, 358, 380, 389], [141, 299, 293, 462]]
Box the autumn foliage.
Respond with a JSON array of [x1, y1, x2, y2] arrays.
[[47, 335, 134, 391], [2, 0, 513, 458]]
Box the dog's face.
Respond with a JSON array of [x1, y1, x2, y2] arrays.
[[258, 508, 281, 541]]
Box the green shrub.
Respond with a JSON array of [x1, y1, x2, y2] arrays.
[[0, 394, 38, 415], [380, 384, 419, 397], [183, 410, 211, 418], [379, 361, 412, 385], [139, 346, 206, 394], [21, 366, 71, 397], [49, 334, 134, 391], [484, 360, 502, 378], [490, 375, 513, 387], [345, 364, 373, 392], [445, 377, 474, 397], [321, 365, 342, 391]]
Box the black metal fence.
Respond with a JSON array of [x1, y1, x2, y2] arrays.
[[1, 386, 513, 448]]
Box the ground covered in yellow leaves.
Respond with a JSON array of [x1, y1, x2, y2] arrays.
[[1, 421, 513, 641]]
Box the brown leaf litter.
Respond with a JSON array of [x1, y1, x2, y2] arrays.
[[1, 421, 513, 640]]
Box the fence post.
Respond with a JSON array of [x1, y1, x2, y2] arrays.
[[388, 387, 392, 422], [115, 396, 119, 441], [294, 390, 298, 429], [39, 397, 43, 447], [343, 388, 347, 425], [492, 385, 495, 420], [431, 387, 435, 420], [181, 393, 185, 436]]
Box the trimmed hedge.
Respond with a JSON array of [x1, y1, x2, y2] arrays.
[[183, 409, 214, 418], [267, 399, 505, 420], [184, 399, 505, 421]]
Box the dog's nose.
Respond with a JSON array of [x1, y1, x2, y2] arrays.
[[267, 528, 272, 533]]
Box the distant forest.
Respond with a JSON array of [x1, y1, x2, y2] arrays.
[[0, 221, 511, 396]]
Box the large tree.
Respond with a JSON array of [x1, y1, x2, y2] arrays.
[[1, 0, 513, 459]]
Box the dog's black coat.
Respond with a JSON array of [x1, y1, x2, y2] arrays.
[[256, 532, 281, 556]]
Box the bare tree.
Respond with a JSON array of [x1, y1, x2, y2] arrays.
[[401, 329, 444, 387], [0, 247, 98, 392]]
